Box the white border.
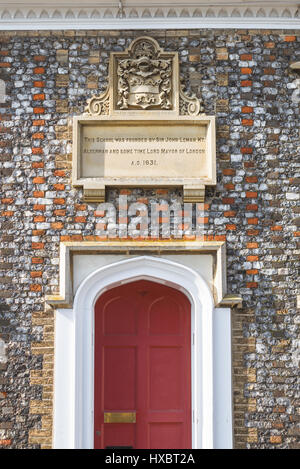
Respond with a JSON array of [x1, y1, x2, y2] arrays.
[[0, 2, 299, 29], [54, 255, 233, 449]]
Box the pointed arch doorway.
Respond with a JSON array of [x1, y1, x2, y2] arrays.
[[53, 252, 234, 449], [94, 279, 192, 449]]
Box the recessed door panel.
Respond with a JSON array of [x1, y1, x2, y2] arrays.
[[149, 347, 183, 410], [103, 347, 136, 410], [103, 297, 138, 335], [94, 280, 191, 449], [149, 297, 182, 335], [149, 423, 184, 449]]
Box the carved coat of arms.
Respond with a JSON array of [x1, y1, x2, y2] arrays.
[[117, 39, 172, 110], [85, 36, 203, 116]]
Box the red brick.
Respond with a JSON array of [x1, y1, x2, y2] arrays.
[[246, 269, 258, 275], [0, 440, 12, 446], [246, 191, 257, 198], [33, 93, 45, 101], [34, 67, 45, 74], [33, 107, 45, 114], [247, 282, 258, 288], [30, 271, 42, 278], [241, 67, 252, 74], [222, 197, 235, 204], [33, 177, 45, 184], [271, 226, 283, 231], [264, 68, 275, 75], [245, 176, 258, 183], [1, 198, 14, 204], [60, 235, 83, 241], [0, 63, 11, 68], [242, 106, 253, 114], [120, 189, 132, 195], [226, 224, 236, 231], [156, 189, 168, 195], [32, 119, 45, 126], [270, 436, 282, 444], [32, 258, 44, 264], [196, 217, 209, 224], [246, 204, 258, 211], [242, 119, 254, 126], [33, 190, 44, 198], [32, 242, 44, 250], [34, 215, 45, 222], [33, 204, 45, 211], [222, 168, 235, 176], [247, 242, 258, 249], [214, 235, 226, 241], [241, 147, 253, 154], [1, 211, 14, 217], [247, 255, 259, 261], [74, 216, 86, 223], [54, 198, 65, 205], [53, 183, 65, 191], [240, 54, 252, 61], [75, 204, 87, 211], [224, 211, 236, 217], [241, 80, 252, 87], [34, 55, 46, 62], [54, 170, 66, 177], [32, 147, 43, 155], [33, 81, 45, 88], [224, 183, 235, 190], [54, 209, 66, 216], [248, 218, 258, 225], [284, 36, 296, 42], [30, 284, 42, 292], [33, 230, 45, 237], [32, 132, 44, 139]]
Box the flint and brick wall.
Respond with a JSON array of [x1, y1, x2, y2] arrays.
[[0, 29, 299, 449]]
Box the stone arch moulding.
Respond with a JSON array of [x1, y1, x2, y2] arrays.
[[50, 241, 242, 449]]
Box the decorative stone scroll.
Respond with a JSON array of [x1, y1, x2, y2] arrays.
[[73, 37, 216, 203]]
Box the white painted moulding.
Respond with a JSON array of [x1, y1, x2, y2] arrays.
[[53, 254, 233, 448], [0, 1, 299, 29], [45, 240, 242, 309]]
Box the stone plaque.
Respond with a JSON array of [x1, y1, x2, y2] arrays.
[[72, 37, 216, 202]]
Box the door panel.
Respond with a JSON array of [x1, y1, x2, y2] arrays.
[[94, 280, 191, 449], [103, 347, 137, 410], [149, 347, 183, 410]]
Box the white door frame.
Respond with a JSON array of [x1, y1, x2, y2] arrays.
[[53, 255, 232, 449]]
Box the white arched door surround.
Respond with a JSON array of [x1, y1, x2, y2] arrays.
[[53, 254, 234, 449]]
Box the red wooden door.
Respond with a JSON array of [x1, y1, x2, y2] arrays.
[[94, 280, 191, 449]]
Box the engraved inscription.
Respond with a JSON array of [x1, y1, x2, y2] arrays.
[[80, 123, 207, 180]]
